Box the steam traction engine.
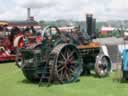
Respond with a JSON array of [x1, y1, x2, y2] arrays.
[[16, 15, 111, 84], [0, 26, 15, 61], [0, 20, 42, 62]]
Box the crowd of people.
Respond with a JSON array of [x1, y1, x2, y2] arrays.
[[0, 25, 37, 36]]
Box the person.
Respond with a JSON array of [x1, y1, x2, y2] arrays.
[[3, 24, 9, 36], [3, 25, 8, 31], [36, 32, 42, 43], [23, 32, 29, 47], [23, 27, 29, 34], [30, 26, 36, 35], [10, 26, 20, 45], [0, 26, 3, 37]]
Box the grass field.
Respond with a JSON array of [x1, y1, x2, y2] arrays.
[[0, 62, 128, 96]]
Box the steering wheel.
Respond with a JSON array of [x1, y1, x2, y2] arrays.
[[41, 25, 62, 41]]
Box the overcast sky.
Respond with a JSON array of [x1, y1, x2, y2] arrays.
[[0, 0, 128, 21]]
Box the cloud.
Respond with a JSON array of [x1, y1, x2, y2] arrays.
[[16, 0, 56, 8], [0, 0, 128, 21], [110, 0, 128, 9]]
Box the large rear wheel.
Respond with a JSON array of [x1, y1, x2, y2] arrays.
[[48, 44, 83, 83]]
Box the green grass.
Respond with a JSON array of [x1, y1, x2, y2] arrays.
[[0, 62, 128, 96]]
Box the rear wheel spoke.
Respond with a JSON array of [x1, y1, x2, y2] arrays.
[[58, 66, 64, 72], [65, 71, 70, 81], [68, 68, 74, 73], [71, 60, 78, 65], [57, 63, 64, 69], [68, 50, 76, 59], [67, 48, 72, 58], [58, 60, 64, 64], [67, 68, 73, 77], [60, 71, 64, 81], [57, 60, 64, 68], [60, 53, 66, 61]]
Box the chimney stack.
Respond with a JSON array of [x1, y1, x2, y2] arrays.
[[27, 8, 31, 20], [86, 14, 96, 38]]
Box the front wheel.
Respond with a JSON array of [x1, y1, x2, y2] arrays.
[[95, 56, 111, 77]]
